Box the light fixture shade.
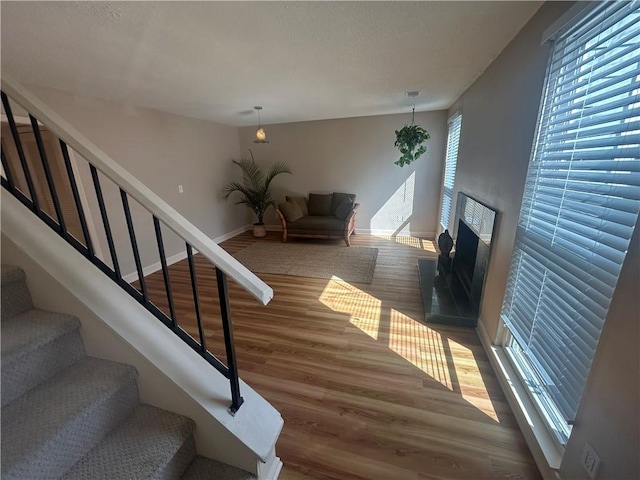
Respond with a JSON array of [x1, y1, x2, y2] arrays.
[[255, 127, 268, 143], [253, 105, 269, 144]]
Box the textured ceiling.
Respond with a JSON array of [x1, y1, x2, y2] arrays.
[[1, 1, 542, 126]]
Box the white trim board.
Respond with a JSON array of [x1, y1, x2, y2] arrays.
[[476, 320, 563, 479], [122, 225, 252, 283], [122, 251, 189, 284], [265, 224, 435, 239], [360, 228, 436, 238]]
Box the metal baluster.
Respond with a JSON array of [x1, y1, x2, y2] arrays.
[[1, 148, 16, 189], [121, 189, 148, 302], [30, 115, 66, 234], [59, 140, 94, 256], [90, 165, 121, 279], [153, 217, 177, 328], [1, 91, 39, 211], [216, 267, 244, 414], [187, 244, 206, 353]]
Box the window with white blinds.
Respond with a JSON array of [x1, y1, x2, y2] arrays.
[[501, 1, 640, 444], [440, 113, 462, 229]]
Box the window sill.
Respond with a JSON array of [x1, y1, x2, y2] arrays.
[[476, 321, 564, 479]]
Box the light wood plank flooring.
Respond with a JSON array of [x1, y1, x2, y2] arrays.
[[140, 231, 540, 480]]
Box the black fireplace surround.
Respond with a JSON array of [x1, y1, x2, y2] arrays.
[[418, 193, 498, 327]]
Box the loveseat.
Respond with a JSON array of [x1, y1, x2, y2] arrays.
[[276, 192, 359, 246]]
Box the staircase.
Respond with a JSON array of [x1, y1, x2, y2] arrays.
[[1, 264, 255, 480]]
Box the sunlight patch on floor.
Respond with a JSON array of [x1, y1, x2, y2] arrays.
[[388, 309, 453, 390], [373, 235, 437, 251], [319, 276, 382, 340], [449, 340, 499, 421]]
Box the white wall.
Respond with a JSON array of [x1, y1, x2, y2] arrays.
[[23, 86, 246, 276], [238, 111, 448, 237], [446, 1, 564, 334], [449, 1, 639, 478]]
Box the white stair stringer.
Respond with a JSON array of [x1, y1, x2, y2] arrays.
[[2, 187, 283, 477], [1, 265, 257, 479]]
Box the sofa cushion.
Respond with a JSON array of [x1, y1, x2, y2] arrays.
[[288, 215, 345, 233], [308, 193, 333, 216], [335, 197, 354, 220], [286, 195, 309, 216], [279, 201, 304, 222], [331, 192, 356, 216]]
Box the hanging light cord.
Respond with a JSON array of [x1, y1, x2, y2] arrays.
[[257, 108, 262, 129], [411, 106, 415, 126]]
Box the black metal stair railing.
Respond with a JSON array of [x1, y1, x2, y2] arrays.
[[0, 90, 248, 413]]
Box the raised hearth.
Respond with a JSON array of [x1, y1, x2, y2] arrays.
[[418, 193, 498, 327]]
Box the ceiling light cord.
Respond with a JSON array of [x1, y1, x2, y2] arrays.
[[254, 106, 269, 143], [411, 106, 415, 126]]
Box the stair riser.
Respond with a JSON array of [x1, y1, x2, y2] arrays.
[[3, 380, 139, 480], [156, 436, 197, 480], [1, 280, 33, 320], [2, 329, 86, 407]]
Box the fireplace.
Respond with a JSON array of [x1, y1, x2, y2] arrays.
[[452, 220, 478, 295], [418, 193, 498, 327]]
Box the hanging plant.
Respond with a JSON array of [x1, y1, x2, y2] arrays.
[[394, 107, 430, 167]]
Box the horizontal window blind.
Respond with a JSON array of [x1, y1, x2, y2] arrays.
[[440, 114, 462, 229], [502, 0, 640, 436]]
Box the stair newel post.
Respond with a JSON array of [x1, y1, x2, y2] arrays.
[[215, 267, 244, 414]]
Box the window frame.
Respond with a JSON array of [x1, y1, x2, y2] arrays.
[[498, 0, 640, 449], [440, 112, 463, 230]]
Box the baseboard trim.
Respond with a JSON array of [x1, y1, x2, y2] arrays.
[[213, 225, 252, 243], [122, 251, 188, 283], [122, 225, 252, 282], [476, 320, 563, 479], [260, 456, 283, 480], [357, 228, 435, 238]]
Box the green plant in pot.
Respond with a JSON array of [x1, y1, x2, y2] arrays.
[[222, 150, 292, 237], [394, 107, 430, 167]]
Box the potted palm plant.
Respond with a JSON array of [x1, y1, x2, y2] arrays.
[[222, 150, 292, 237]]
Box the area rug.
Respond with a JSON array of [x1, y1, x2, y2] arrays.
[[233, 243, 378, 284]]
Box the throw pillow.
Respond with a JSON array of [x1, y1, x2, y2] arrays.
[[307, 193, 333, 216], [331, 192, 356, 216], [286, 195, 309, 216], [278, 201, 304, 222], [335, 197, 354, 220]]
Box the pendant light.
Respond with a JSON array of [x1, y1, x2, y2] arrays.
[[254, 106, 269, 144]]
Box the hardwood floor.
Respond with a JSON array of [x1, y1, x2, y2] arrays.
[[140, 231, 541, 480]]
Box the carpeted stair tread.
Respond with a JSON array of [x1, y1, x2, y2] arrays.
[[1, 309, 85, 406], [64, 404, 196, 480], [1, 265, 33, 320], [1, 264, 25, 285], [1, 357, 139, 480], [181, 456, 257, 480], [1, 308, 82, 358]]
